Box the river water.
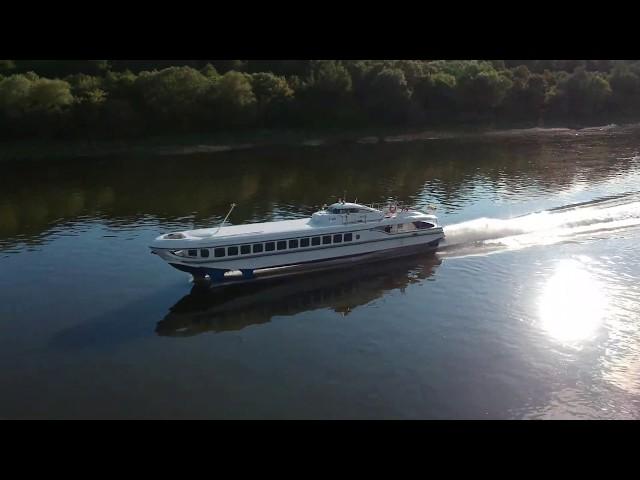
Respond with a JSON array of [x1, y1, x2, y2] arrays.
[[1, 125, 639, 418]]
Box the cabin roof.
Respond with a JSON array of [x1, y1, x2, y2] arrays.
[[326, 202, 378, 211], [186, 218, 313, 239]]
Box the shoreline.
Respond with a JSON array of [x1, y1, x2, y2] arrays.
[[1, 120, 638, 162]]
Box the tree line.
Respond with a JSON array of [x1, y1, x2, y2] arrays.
[[1, 60, 640, 141]]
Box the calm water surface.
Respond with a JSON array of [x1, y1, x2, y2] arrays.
[[2, 125, 640, 419]]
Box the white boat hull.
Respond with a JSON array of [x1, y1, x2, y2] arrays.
[[153, 229, 444, 283], [150, 201, 445, 284]]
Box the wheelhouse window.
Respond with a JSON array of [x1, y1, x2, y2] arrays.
[[253, 243, 264, 253], [188, 249, 197, 257], [322, 235, 332, 245], [413, 221, 434, 229], [333, 234, 342, 243], [277, 240, 287, 250], [289, 239, 298, 249], [214, 248, 225, 258], [344, 233, 353, 242], [311, 237, 321, 246], [200, 248, 210, 258], [240, 245, 251, 255], [265, 242, 275, 252], [300, 238, 310, 247], [228, 246, 239, 256]]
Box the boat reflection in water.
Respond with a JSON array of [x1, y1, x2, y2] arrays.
[[156, 253, 442, 337]]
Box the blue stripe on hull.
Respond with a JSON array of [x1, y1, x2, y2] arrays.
[[169, 263, 228, 280]]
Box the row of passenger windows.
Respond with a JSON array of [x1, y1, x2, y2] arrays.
[[187, 232, 357, 258]]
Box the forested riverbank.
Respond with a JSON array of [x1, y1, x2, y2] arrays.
[[1, 60, 640, 152]]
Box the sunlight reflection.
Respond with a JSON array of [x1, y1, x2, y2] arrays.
[[538, 259, 608, 344]]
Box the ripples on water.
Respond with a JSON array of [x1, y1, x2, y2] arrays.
[[1, 125, 640, 418]]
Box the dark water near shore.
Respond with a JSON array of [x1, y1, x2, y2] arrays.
[[1, 124, 640, 419]]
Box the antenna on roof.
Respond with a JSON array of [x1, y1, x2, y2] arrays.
[[212, 203, 236, 236]]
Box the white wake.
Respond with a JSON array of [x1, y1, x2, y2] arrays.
[[439, 192, 640, 257]]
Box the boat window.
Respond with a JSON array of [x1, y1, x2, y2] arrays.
[[348, 208, 359, 213], [228, 246, 239, 256], [188, 249, 197, 257], [200, 248, 210, 258], [300, 238, 310, 247], [311, 237, 321, 246], [384, 226, 392, 233], [344, 233, 353, 242], [214, 248, 225, 258], [253, 243, 264, 253], [356, 234, 360, 240], [240, 245, 251, 254], [277, 240, 287, 250], [413, 221, 434, 229], [333, 234, 342, 243], [265, 242, 275, 252], [289, 239, 298, 249], [322, 235, 332, 245]]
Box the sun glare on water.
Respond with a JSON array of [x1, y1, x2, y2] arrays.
[[538, 259, 608, 344]]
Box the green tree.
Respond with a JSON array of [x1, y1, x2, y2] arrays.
[[414, 72, 458, 119], [609, 63, 640, 113], [66, 73, 104, 99], [103, 70, 137, 100], [27, 78, 74, 113], [392, 60, 430, 88], [296, 61, 355, 126], [71, 88, 108, 138], [502, 66, 548, 120], [0, 75, 73, 139], [250, 72, 294, 125], [0, 74, 33, 117], [306, 60, 352, 97], [201, 63, 220, 80], [526, 74, 548, 119], [135, 66, 210, 130], [359, 67, 412, 123], [456, 62, 512, 115], [207, 71, 256, 127], [547, 67, 611, 118]]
